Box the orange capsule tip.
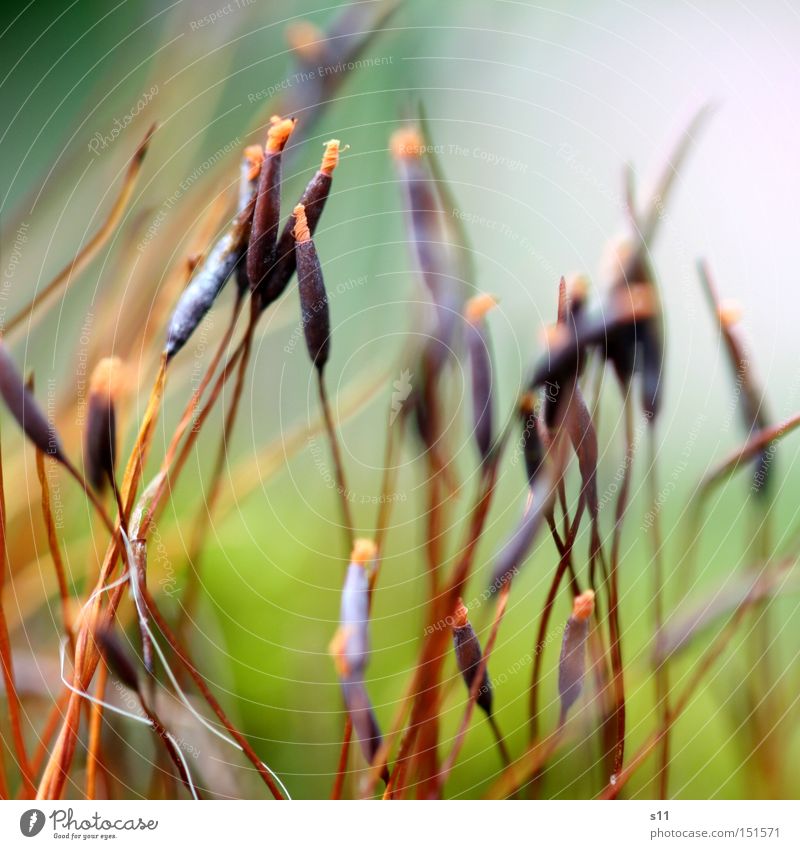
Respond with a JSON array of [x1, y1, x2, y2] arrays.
[[286, 20, 325, 61], [89, 357, 124, 400], [465, 293, 498, 324], [567, 273, 589, 303], [453, 598, 469, 628], [266, 115, 297, 153], [351, 538, 377, 566], [390, 127, 425, 160], [244, 145, 265, 180], [519, 390, 538, 416], [293, 204, 311, 243], [320, 139, 342, 175], [541, 322, 569, 349], [572, 589, 595, 622], [329, 627, 352, 677], [718, 299, 743, 328], [624, 282, 658, 319]]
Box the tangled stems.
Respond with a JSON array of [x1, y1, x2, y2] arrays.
[[608, 392, 635, 781]]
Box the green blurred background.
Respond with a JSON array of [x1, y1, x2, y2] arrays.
[[2, 0, 800, 799]]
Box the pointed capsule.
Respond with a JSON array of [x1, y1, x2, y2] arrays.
[[698, 260, 772, 494], [279, 1, 401, 128], [639, 310, 664, 420], [238, 145, 264, 212], [329, 540, 384, 766], [247, 115, 296, 291], [257, 139, 342, 311], [540, 277, 585, 431], [341, 676, 384, 766], [519, 391, 544, 487], [464, 294, 497, 462], [333, 539, 375, 678], [85, 357, 123, 492], [164, 231, 242, 360], [531, 282, 657, 400], [286, 20, 327, 65], [603, 239, 664, 417], [0, 341, 65, 461], [452, 599, 493, 716], [165, 143, 268, 359], [391, 127, 463, 369], [558, 590, 595, 720], [565, 384, 600, 520], [96, 628, 141, 694], [235, 145, 265, 297], [293, 203, 331, 371]]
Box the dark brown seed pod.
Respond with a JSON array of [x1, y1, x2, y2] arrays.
[[519, 391, 544, 487], [603, 239, 664, 418], [557, 590, 595, 721], [238, 144, 264, 214], [531, 282, 658, 397], [293, 203, 331, 371], [246, 115, 296, 291], [540, 278, 576, 431], [235, 145, 265, 296], [464, 294, 497, 463], [256, 139, 342, 311], [85, 357, 123, 492], [95, 627, 141, 694], [452, 599, 493, 716], [0, 341, 65, 461], [639, 312, 664, 420]]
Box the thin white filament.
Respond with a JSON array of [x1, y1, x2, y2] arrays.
[[58, 638, 201, 799], [120, 528, 292, 800], [58, 638, 149, 726], [165, 732, 200, 800]]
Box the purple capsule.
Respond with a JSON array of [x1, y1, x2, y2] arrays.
[[452, 600, 493, 716], [464, 295, 497, 462], [558, 590, 595, 720], [96, 628, 141, 694], [164, 231, 242, 360], [85, 357, 123, 492], [391, 128, 463, 371], [247, 116, 296, 291], [256, 140, 341, 311], [293, 203, 331, 371], [330, 540, 385, 767], [0, 341, 65, 461], [235, 145, 265, 297]]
